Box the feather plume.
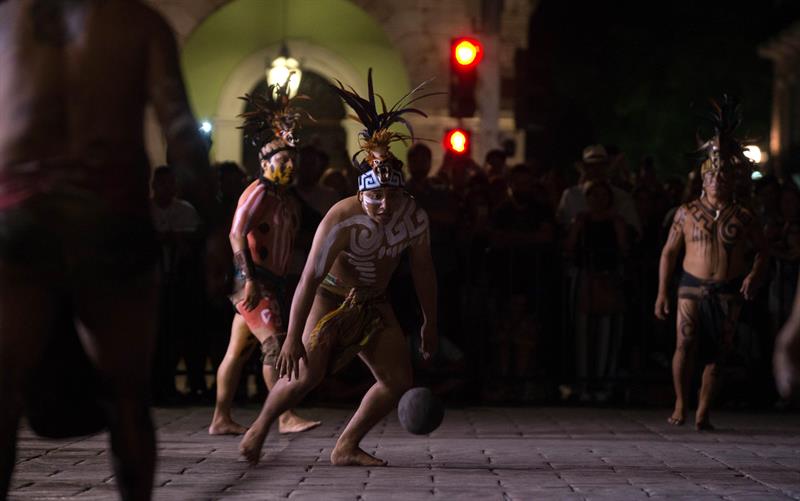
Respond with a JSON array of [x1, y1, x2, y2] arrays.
[[238, 74, 312, 147], [331, 68, 441, 166]]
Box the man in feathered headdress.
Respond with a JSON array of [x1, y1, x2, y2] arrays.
[[655, 96, 769, 430], [208, 78, 321, 436], [239, 70, 438, 466]]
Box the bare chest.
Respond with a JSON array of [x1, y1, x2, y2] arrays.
[[337, 203, 428, 285], [684, 203, 749, 248]]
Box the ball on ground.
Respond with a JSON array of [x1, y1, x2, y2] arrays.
[[398, 387, 444, 435]]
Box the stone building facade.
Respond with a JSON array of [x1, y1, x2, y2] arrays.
[[145, 0, 537, 170], [760, 21, 800, 177]]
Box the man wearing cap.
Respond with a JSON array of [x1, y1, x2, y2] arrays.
[[556, 145, 641, 236], [238, 70, 438, 466]]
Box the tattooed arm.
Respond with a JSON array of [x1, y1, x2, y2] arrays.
[[741, 210, 770, 300], [229, 184, 264, 311], [655, 205, 686, 320]]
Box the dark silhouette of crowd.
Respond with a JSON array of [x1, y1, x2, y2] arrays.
[[150, 141, 794, 410]]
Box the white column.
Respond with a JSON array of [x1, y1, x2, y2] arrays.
[[476, 33, 500, 166]]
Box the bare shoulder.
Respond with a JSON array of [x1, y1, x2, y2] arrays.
[[321, 196, 363, 225], [676, 201, 698, 222], [236, 180, 262, 203]]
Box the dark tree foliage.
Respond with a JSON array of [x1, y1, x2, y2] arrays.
[[522, 0, 800, 175]]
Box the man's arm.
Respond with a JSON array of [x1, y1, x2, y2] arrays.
[[616, 190, 642, 238], [228, 185, 264, 311], [741, 210, 770, 300], [655, 205, 686, 320], [563, 213, 586, 254], [408, 209, 438, 359], [775, 270, 800, 399], [277, 205, 348, 379], [146, 13, 211, 212]]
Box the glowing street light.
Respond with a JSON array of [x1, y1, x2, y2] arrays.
[[744, 145, 763, 164], [267, 42, 302, 98], [199, 120, 213, 135]]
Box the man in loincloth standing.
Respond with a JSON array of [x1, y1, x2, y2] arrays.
[[0, 1, 211, 499], [239, 70, 438, 465], [655, 97, 769, 430], [209, 81, 320, 436]]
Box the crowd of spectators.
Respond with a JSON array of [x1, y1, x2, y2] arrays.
[[149, 142, 797, 409]]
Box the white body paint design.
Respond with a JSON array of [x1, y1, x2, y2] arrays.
[[314, 198, 429, 284]]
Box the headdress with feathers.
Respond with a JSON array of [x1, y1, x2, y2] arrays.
[[331, 68, 438, 185], [238, 77, 311, 155], [691, 95, 753, 177]]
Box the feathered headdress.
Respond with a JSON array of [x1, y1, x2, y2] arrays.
[[238, 76, 311, 150], [332, 69, 437, 188], [691, 95, 753, 177]]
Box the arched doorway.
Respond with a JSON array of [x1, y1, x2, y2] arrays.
[[241, 70, 347, 177], [179, 0, 411, 167]]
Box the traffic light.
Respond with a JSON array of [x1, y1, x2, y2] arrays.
[[444, 128, 471, 155], [449, 37, 482, 118]]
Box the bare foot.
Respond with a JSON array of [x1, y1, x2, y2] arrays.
[[667, 408, 685, 426], [239, 427, 267, 465], [208, 418, 248, 436], [330, 446, 387, 466], [278, 412, 322, 434], [695, 417, 715, 431]]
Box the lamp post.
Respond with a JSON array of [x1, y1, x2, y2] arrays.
[[267, 41, 302, 97]]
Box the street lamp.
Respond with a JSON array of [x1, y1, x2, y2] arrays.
[[267, 41, 302, 98], [266, 0, 301, 97], [743, 145, 763, 164]]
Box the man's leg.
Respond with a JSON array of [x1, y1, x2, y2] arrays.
[[0, 264, 52, 497], [74, 271, 158, 501], [261, 363, 322, 434], [695, 363, 719, 430], [239, 294, 336, 464], [331, 308, 412, 466], [670, 298, 698, 425], [209, 314, 257, 435], [247, 324, 322, 434], [695, 300, 742, 431]]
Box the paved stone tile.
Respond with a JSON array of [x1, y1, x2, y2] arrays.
[[8, 407, 800, 500]]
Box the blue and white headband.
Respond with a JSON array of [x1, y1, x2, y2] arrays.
[[358, 169, 405, 191]]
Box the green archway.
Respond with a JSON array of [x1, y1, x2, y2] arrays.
[[180, 0, 410, 165]]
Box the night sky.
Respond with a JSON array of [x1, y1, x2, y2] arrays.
[[520, 0, 800, 176]]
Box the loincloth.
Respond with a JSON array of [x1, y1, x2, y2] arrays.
[[308, 274, 387, 374], [0, 192, 157, 283], [678, 271, 743, 364], [230, 266, 288, 366]]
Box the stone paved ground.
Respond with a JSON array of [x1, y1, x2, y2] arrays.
[[9, 406, 800, 500]]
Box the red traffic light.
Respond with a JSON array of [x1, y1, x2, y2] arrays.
[[451, 38, 482, 69], [449, 38, 480, 117], [444, 128, 470, 154]]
